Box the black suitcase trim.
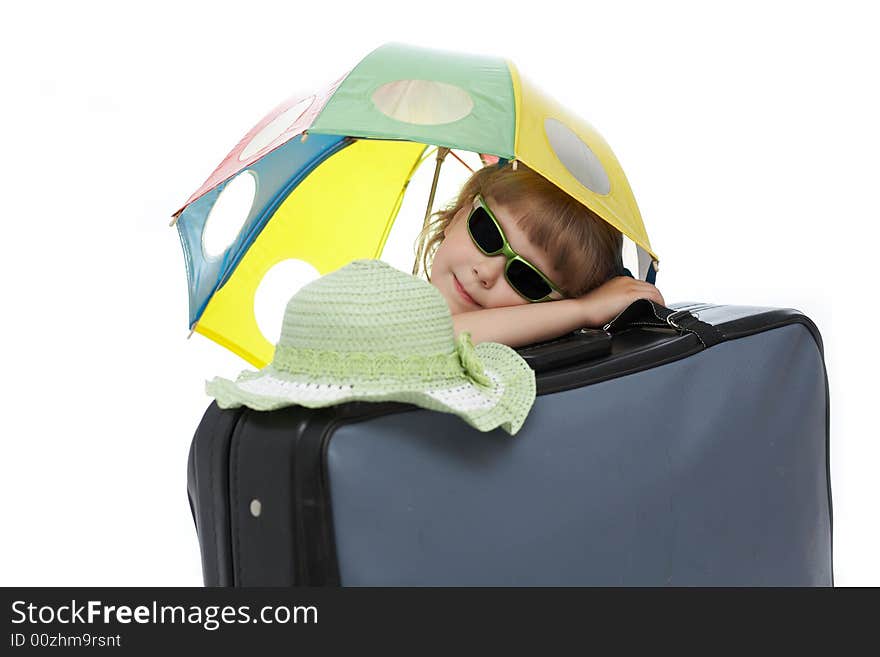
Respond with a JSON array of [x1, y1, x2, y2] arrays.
[[187, 402, 243, 586]]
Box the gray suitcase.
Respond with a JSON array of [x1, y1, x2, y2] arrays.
[[187, 300, 833, 586]]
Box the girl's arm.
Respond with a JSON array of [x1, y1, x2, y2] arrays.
[[453, 276, 666, 348], [452, 299, 591, 348]]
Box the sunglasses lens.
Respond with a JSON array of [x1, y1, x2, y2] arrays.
[[507, 259, 552, 301], [468, 206, 504, 254]]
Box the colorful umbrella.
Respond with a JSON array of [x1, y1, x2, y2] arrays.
[[173, 42, 660, 367]]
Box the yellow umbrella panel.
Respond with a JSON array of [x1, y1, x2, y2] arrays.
[[508, 64, 658, 275], [195, 139, 426, 367]]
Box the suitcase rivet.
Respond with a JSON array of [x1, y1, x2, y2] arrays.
[[249, 499, 262, 518]]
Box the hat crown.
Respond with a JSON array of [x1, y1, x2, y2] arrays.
[[206, 258, 537, 435], [277, 260, 454, 357]]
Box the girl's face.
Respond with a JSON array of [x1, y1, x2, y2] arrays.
[[430, 194, 566, 314]]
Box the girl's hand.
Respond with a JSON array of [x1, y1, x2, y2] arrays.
[[575, 276, 666, 327]]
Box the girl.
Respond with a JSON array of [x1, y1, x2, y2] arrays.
[[414, 160, 665, 348]]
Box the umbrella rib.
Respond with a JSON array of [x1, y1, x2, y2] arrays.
[[448, 148, 475, 173]]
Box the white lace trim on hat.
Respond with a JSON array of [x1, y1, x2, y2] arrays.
[[234, 368, 505, 412], [237, 375, 355, 403]]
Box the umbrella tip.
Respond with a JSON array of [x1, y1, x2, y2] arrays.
[[169, 215, 179, 227], [187, 326, 196, 339]]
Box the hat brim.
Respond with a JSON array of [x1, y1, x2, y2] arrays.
[[205, 342, 536, 435]]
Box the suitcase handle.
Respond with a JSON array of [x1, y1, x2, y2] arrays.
[[516, 328, 612, 372], [603, 299, 724, 348]]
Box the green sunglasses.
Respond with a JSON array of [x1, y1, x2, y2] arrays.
[[466, 193, 564, 302]]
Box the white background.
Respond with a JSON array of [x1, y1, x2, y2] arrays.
[[1, 1, 875, 585]]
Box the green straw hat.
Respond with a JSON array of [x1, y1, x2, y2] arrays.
[[205, 259, 536, 435]]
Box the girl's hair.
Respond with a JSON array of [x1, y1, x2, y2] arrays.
[[412, 161, 624, 299]]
